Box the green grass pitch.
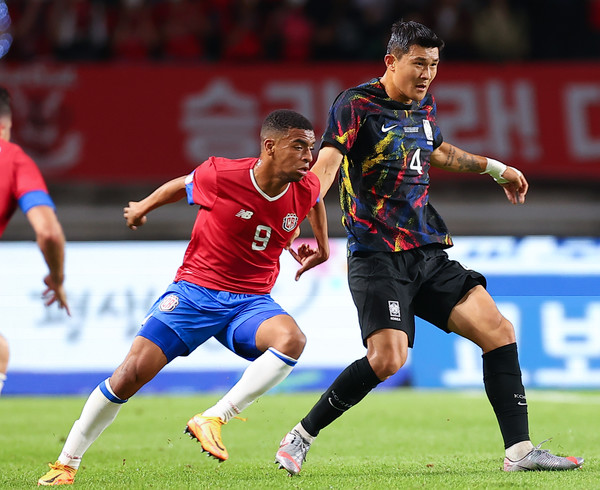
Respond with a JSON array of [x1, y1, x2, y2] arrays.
[[0, 389, 598, 488]]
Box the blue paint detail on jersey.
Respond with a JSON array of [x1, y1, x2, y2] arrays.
[[322, 78, 453, 253]]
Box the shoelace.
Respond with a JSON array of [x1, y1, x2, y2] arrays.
[[291, 433, 310, 460], [533, 438, 552, 451]]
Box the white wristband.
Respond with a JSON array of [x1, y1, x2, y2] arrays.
[[481, 158, 509, 184]]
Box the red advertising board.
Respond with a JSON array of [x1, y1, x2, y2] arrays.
[[0, 62, 599, 183]]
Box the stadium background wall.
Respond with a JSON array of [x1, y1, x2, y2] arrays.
[[0, 62, 599, 183]]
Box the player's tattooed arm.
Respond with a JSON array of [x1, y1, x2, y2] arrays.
[[430, 142, 486, 173]]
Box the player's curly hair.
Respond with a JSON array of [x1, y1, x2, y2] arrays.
[[0, 87, 11, 118], [261, 109, 313, 140], [386, 20, 444, 57]]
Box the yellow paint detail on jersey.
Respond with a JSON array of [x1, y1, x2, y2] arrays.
[[363, 132, 394, 173], [334, 129, 357, 147]]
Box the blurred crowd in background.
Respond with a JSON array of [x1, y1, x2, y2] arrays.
[[2, 0, 599, 64]]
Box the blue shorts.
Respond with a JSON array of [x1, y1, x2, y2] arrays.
[[137, 281, 288, 363]]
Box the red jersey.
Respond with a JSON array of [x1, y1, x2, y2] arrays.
[[175, 156, 321, 294], [0, 140, 51, 237]]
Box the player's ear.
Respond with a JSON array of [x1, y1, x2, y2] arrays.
[[384, 53, 396, 70], [0, 116, 10, 141], [264, 138, 275, 156]]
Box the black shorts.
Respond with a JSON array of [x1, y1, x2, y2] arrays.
[[347, 245, 486, 348]]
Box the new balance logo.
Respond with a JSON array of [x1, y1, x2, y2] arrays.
[[236, 209, 254, 220]]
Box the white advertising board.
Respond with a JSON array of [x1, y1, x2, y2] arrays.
[[0, 239, 364, 374], [1, 236, 599, 392]]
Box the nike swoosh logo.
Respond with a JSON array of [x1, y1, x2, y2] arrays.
[[517, 401, 527, 406], [328, 397, 345, 411], [382, 124, 398, 133], [199, 421, 226, 450], [208, 427, 225, 450]]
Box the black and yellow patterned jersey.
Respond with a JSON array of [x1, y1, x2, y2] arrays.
[[322, 78, 453, 253]]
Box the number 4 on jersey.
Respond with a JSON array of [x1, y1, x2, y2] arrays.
[[409, 148, 423, 175]]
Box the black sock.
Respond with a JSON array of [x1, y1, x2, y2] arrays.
[[301, 357, 381, 437], [483, 343, 530, 449]]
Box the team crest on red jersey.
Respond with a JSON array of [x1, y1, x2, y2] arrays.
[[282, 213, 298, 232], [159, 294, 179, 312]]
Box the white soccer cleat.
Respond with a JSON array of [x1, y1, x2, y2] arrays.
[[504, 440, 583, 471], [275, 429, 311, 476]]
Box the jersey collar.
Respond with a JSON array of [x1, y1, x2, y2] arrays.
[[249, 163, 290, 201]]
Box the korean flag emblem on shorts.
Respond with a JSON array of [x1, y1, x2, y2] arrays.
[[159, 294, 179, 312], [388, 300, 401, 322], [282, 213, 299, 232]]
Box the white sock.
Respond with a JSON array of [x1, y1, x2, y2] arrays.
[[505, 440, 534, 461], [0, 372, 6, 396], [202, 348, 297, 423], [58, 379, 127, 469], [294, 422, 315, 444]]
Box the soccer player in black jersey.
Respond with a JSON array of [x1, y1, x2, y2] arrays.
[[275, 20, 583, 474]]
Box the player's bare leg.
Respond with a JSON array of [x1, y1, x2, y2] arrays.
[[0, 333, 8, 396], [188, 315, 304, 461], [449, 285, 583, 470], [38, 338, 167, 485]]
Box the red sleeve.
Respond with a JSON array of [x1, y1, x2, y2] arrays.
[[14, 146, 48, 198]]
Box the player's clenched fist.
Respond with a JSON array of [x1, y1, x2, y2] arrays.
[[124, 201, 147, 230]]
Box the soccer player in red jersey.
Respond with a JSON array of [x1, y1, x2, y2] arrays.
[[38, 109, 329, 486], [0, 87, 69, 397]]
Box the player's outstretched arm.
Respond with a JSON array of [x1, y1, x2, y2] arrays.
[[288, 197, 330, 281], [310, 145, 344, 198], [26, 205, 70, 315], [124, 176, 187, 230], [431, 142, 528, 204]]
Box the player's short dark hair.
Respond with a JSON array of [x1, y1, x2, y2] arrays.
[[386, 20, 444, 57], [261, 109, 313, 140], [0, 87, 11, 118]]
